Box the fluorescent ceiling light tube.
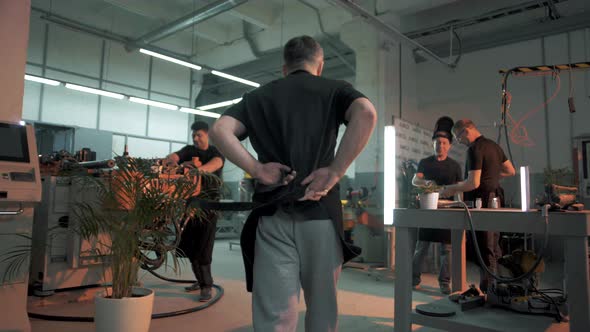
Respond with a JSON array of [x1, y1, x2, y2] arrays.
[[520, 166, 530, 211], [65, 83, 124, 99], [179, 107, 221, 118], [197, 98, 242, 111], [129, 97, 178, 110], [384, 125, 396, 226], [211, 70, 260, 88], [24, 74, 60, 86], [139, 48, 202, 71]]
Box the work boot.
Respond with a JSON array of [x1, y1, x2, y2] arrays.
[[184, 282, 200, 292], [185, 261, 202, 292], [199, 264, 213, 302], [199, 287, 212, 302], [439, 283, 451, 295]]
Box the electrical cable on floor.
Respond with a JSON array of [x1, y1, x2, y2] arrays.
[[453, 202, 570, 321], [458, 202, 550, 283], [27, 270, 224, 322]]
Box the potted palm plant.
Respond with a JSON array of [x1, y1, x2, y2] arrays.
[[71, 157, 220, 332], [0, 157, 221, 331]]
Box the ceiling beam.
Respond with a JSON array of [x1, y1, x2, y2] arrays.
[[418, 10, 590, 62], [134, 0, 247, 45], [335, 0, 455, 68], [229, 0, 277, 29]]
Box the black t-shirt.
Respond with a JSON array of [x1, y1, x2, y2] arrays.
[[417, 155, 462, 243], [175, 145, 225, 178], [464, 135, 508, 204], [223, 69, 365, 223], [417, 156, 462, 199]]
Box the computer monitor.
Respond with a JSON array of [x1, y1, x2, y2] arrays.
[[0, 123, 30, 163]]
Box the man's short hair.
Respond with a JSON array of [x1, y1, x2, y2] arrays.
[[453, 119, 476, 133], [191, 121, 209, 132], [283, 35, 323, 70]]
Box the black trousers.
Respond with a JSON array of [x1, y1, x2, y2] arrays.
[[467, 231, 501, 292], [178, 213, 218, 265]]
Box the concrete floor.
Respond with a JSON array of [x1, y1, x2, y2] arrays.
[[28, 239, 570, 332]]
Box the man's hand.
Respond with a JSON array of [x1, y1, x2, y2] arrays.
[[298, 167, 342, 201], [180, 161, 196, 169], [253, 162, 296, 186], [440, 185, 454, 198], [165, 159, 178, 167]]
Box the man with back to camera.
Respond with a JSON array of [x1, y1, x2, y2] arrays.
[[412, 116, 462, 295], [209, 35, 377, 331], [165, 120, 224, 301], [440, 119, 516, 293]]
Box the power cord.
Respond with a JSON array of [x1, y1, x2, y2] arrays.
[[457, 202, 550, 283], [27, 271, 224, 322]]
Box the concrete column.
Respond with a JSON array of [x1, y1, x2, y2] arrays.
[[341, 16, 420, 174], [0, 0, 31, 123], [341, 18, 392, 180]]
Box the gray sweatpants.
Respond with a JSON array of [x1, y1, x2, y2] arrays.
[[252, 208, 343, 332]]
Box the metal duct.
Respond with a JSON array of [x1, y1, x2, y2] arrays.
[[136, 0, 248, 45]]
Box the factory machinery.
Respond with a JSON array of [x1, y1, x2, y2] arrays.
[[0, 121, 42, 332], [29, 174, 112, 294], [29, 153, 201, 294]]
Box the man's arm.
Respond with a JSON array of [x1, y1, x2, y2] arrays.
[[210, 116, 295, 186], [441, 169, 481, 197], [412, 173, 425, 186], [412, 173, 433, 187], [199, 157, 224, 173], [300, 97, 377, 200], [500, 160, 516, 178], [165, 152, 180, 166]]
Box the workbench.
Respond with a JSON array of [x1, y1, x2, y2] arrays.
[[393, 208, 590, 332]]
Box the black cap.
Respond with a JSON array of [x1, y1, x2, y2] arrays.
[[432, 116, 454, 143]]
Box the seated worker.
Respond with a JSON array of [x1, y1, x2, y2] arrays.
[[165, 120, 224, 301], [412, 117, 462, 294]]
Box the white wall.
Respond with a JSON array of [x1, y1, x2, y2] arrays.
[[411, 28, 590, 174], [23, 18, 196, 159]]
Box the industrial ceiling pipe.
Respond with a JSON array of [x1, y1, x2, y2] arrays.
[[334, 0, 455, 68], [135, 0, 248, 45]]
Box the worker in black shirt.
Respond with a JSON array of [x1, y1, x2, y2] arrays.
[[412, 117, 462, 294], [441, 119, 515, 293], [166, 121, 224, 301], [210, 36, 377, 331]]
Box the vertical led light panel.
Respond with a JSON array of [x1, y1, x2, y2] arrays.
[[520, 166, 530, 211], [384, 125, 396, 225]]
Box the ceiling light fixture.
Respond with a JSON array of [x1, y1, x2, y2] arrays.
[[139, 48, 202, 71], [65, 83, 125, 99], [211, 70, 260, 88], [179, 107, 221, 118], [24, 74, 246, 118], [129, 97, 179, 110], [196, 98, 242, 111], [24, 74, 60, 86]]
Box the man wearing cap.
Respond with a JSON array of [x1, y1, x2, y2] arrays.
[[441, 119, 516, 293], [412, 116, 463, 294]]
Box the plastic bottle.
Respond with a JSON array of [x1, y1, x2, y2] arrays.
[[491, 197, 500, 209], [475, 198, 482, 209]]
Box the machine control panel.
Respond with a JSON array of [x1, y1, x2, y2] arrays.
[[9, 171, 36, 182], [0, 122, 41, 203]]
